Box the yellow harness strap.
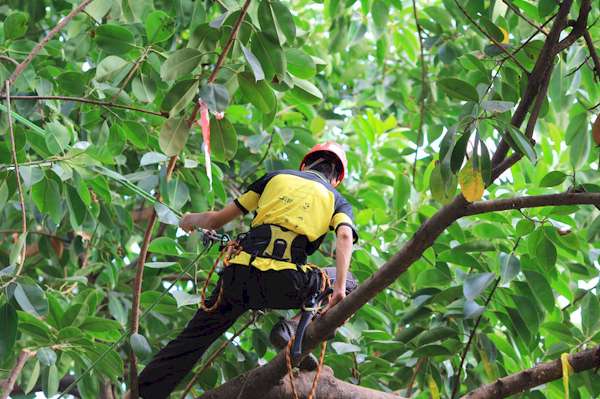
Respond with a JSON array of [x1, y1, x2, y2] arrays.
[[228, 251, 315, 272]]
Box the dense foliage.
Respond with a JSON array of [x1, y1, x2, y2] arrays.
[[1, 0, 600, 398]]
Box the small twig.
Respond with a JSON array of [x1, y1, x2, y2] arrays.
[[504, 12, 558, 62], [451, 277, 501, 398], [0, 95, 168, 117], [111, 47, 151, 102], [566, 55, 592, 77], [3, 0, 94, 90], [0, 81, 27, 290], [411, 0, 427, 186], [583, 30, 600, 80], [453, 0, 528, 73], [0, 55, 19, 67], [0, 350, 34, 399], [405, 357, 426, 397], [0, 229, 69, 242], [181, 315, 257, 399], [502, 0, 548, 36]]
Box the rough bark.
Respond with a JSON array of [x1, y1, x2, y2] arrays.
[[462, 345, 600, 398], [0, 350, 33, 399], [257, 367, 406, 399]]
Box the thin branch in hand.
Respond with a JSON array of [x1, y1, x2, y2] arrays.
[[0, 81, 27, 290], [501, 0, 548, 36], [411, 0, 427, 186], [0, 95, 168, 117], [453, 0, 528, 73], [4, 0, 95, 90]]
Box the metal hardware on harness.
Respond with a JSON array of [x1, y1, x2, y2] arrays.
[[291, 286, 333, 364]]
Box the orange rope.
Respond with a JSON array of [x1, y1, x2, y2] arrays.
[[199, 240, 241, 312], [285, 268, 331, 399]]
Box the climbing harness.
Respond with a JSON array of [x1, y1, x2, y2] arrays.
[[285, 268, 332, 399]]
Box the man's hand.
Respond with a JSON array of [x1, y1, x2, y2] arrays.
[[179, 213, 202, 232], [323, 285, 346, 314]]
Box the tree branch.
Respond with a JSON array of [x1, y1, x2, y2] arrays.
[[0, 350, 34, 399], [3, 0, 94, 90], [411, 0, 427, 185], [582, 30, 600, 80], [556, 0, 593, 53], [452, 0, 528, 73], [461, 344, 600, 398], [0, 81, 27, 290], [501, 0, 548, 36], [463, 192, 600, 216], [0, 95, 168, 118]]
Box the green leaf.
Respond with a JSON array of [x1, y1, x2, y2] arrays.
[[524, 271, 554, 313], [464, 299, 485, 319], [587, 215, 600, 242], [154, 203, 179, 225], [148, 237, 184, 256], [251, 33, 286, 81], [56, 71, 88, 96], [4, 11, 29, 40], [393, 173, 410, 216], [211, 118, 238, 162], [199, 83, 230, 113], [241, 44, 265, 81], [131, 74, 157, 103], [9, 232, 27, 267], [500, 253, 520, 283], [238, 72, 276, 113], [32, 178, 62, 224], [44, 121, 70, 155], [331, 342, 362, 354], [413, 344, 452, 357], [44, 364, 59, 397], [37, 347, 57, 366], [438, 78, 479, 102], [130, 333, 152, 360], [86, 0, 112, 22], [569, 121, 591, 169], [506, 126, 536, 162], [24, 360, 40, 394], [13, 278, 48, 317], [159, 117, 190, 156], [289, 76, 323, 104], [565, 113, 587, 144], [463, 272, 495, 300], [160, 48, 205, 81], [144, 262, 177, 269], [516, 219, 535, 236], [0, 303, 17, 359], [95, 55, 129, 82], [539, 171, 567, 187], [171, 290, 201, 307], [145, 10, 175, 43], [80, 316, 122, 332], [415, 326, 457, 346], [95, 24, 134, 54], [285, 48, 316, 79], [581, 293, 600, 337], [258, 0, 296, 45], [162, 79, 199, 116], [536, 235, 556, 270], [370, 0, 389, 37], [481, 100, 514, 113], [122, 120, 148, 149]]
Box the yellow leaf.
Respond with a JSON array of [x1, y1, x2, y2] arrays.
[[500, 27, 509, 44], [561, 353, 574, 399], [427, 374, 440, 399], [458, 161, 484, 202], [481, 349, 494, 380]]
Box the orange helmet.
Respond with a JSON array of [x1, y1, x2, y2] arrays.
[[300, 142, 348, 185]]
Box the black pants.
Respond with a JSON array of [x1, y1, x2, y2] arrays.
[[138, 264, 324, 399]]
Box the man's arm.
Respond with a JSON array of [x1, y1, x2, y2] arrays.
[[179, 202, 243, 232], [325, 224, 354, 311]]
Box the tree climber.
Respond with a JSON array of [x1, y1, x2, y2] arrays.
[[137, 142, 358, 399]]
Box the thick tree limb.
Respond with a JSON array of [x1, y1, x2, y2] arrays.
[[3, 0, 94, 90], [461, 345, 600, 398], [200, 188, 600, 399], [463, 192, 600, 216], [0, 350, 33, 399], [258, 367, 406, 399], [0, 95, 168, 118]]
